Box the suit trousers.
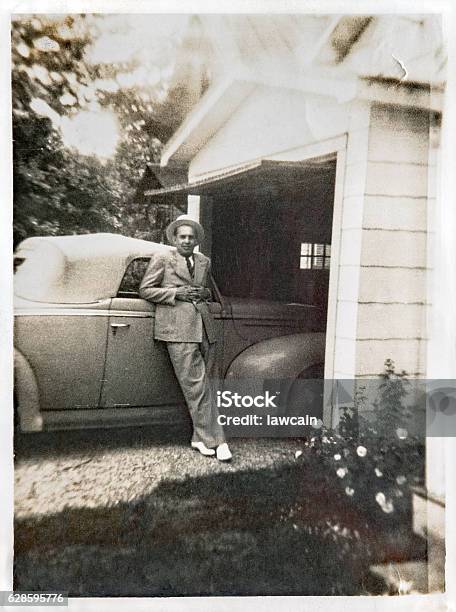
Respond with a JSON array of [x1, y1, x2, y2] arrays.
[[166, 336, 226, 448]]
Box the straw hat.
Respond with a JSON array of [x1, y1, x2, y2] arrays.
[[166, 214, 205, 244]]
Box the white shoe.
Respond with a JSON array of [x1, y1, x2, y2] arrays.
[[191, 441, 215, 456], [216, 443, 232, 462]]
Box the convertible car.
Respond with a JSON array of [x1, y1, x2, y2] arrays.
[[14, 233, 325, 433]]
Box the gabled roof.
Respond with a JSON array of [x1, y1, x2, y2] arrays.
[[14, 234, 171, 304], [159, 14, 445, 166]]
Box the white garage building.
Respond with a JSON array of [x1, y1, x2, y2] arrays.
[[142, 14, 452, 573]]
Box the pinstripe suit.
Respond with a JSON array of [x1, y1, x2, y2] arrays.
[[139, 248, 225, 448]]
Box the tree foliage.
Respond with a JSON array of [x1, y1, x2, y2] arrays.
[[12, 15, 95, 117], [12, 15, 119, 245], [12, 14, 196, 247]]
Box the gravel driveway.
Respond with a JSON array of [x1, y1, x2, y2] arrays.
[[14, 426, 384, 596], [15, 424, 303, 519]]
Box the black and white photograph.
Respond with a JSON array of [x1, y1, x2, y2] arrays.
[[2, 3, 456, 610]]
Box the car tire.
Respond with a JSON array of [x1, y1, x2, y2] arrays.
[[286, 363, 324, 429]]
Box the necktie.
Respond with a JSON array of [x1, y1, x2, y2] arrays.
[[186, 256, 194, 278]]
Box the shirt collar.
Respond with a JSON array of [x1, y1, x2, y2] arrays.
[[177, 251, 194, 263]]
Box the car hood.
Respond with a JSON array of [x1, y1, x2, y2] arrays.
[[223, 297, 318, 320]]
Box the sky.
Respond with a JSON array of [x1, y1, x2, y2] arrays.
[[60, 110, 121, 157]]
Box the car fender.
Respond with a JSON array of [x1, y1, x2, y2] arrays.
[[14, 348, 43, 432], [224, 332, 325, 381], [224, 333, 325, 419]]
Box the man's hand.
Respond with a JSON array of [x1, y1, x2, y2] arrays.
[[175, 286, 205, 302], [189, 287, 210, 300]]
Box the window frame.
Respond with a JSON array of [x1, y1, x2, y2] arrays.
[[299, 242, 331, 271], [116, 257, 152, 298]]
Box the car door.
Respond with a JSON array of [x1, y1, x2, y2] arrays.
[[99, 257, 184, 408]]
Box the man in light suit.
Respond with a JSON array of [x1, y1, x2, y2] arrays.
[[139, 215, 232, 461]]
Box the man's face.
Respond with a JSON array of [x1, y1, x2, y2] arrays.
[[174, 225, 197, 257]]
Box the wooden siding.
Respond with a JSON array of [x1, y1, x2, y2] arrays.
[[332, 101, 370, 378], [355, 103, 430, 377], [333, 101, 432, 378]]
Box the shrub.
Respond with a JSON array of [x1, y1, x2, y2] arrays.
[[299, 360, 425, 527]]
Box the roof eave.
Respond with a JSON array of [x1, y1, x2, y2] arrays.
[[159, 15, 443, 166], [160, 71, 256, 167]]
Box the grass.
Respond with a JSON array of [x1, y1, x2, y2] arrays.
[[14, 431, 426, 597]]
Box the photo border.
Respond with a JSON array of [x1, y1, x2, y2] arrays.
[[2, 2, 455, 610]]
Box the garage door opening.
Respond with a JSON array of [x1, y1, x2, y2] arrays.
[[200, 157, 336, 331]]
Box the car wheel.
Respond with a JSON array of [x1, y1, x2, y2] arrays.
[[286, 363, 324, 429]]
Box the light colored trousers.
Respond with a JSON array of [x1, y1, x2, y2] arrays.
[[166, 337, 226, 448]]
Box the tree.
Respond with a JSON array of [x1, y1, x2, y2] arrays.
[[12, 15, 116, 245], [12, 14, 213, 247], [12, 15, 96, 117]]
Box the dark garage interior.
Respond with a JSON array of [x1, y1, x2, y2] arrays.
[[200, 157, 336, 319]]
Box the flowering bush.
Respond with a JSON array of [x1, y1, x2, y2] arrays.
[[299, 360, 425, 526]]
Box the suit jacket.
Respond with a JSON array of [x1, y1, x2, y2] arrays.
[[139, 249, 217, 343]]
